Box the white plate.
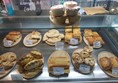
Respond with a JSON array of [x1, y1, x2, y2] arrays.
[[23, 32, 42, 47], [3, 35, 22, 47]]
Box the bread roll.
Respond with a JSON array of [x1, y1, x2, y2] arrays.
[[100, 57, 111, 70]]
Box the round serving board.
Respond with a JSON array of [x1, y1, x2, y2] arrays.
[[3, 35, 22, 47], [48, 50, 70, 76], [23, 32, 42, 47], [17, 52, 44, 79], [98, 51, 118, 78], [72, 49, 94, 74], [0, 52, 17, 78]]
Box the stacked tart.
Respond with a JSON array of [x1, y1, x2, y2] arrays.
[[17, 50, 44, 79], [65, 26, 82, 45], [43, 29, 64, 45], [48, 50, 70, 76], [72, 46, 95, 74], [3, 31, 22, 47]]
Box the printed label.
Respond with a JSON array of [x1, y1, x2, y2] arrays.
[[93, 41, 101, 48], [11, 74, 23, 80], [26, 40, 33, 45], [79, 64, 90, 73], [0, 67, 5, 74], [112, 68, 118, 75], [53, 67, 64, 75], [70, 38, 79, 45]]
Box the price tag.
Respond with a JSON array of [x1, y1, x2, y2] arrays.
[[112, 68, 118, 75], [53, 67, 64, 75], [4, 40, 13, 46], [26, 40, 33, 45], [0, 67, 5, 74], [79, 64, 90, 73], [70, 38, 79, 45], [93, 41, 101, 48], [11, 74, 23, 80]]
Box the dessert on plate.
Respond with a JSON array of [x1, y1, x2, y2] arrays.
[[17, 50, 44, 79], [23, 31, 42, 47], [3, 31, 22, 47]]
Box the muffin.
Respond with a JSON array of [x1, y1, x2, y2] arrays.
[[50, 5, 64, 16]]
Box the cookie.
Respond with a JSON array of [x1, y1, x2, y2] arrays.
[[46, 29, 59, 38]]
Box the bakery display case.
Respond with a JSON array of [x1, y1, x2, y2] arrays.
[[0, 0, 118, 83]]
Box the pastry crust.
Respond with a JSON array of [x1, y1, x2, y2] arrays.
[[85, 58, 95, 66], [110, 57, 118, 68], [100, 57, 111, 70], [65, 33, 73, 41], [92, 32, 100, 37], [2, 61, 14, 70], [65, 26, 72, 33], [24, 59, 43, 70], [47, 29, 60, 38], [30, 50, 42, 59], [85, 36, 94, 46], [6, 34, 21, 42], [31, 31, 41, 39], [84, 29, 93, 36]]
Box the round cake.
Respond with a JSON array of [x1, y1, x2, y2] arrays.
[[64, 1, 78, 8], [50, 5, 64, 16]]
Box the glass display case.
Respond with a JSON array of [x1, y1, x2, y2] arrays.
[[0, 0, 118, 83]]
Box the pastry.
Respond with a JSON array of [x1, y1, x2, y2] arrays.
[[2, 61, 14, 70], [9, 31, 21, 35], [43, 29, 64, 45], [73, 54, 84, 64], [17, 50, 44, 78], [43, 32, 48, 41], [46, 29, 60, 38], [6, 34, 21, 42], [84, 29, 93, 36], [80, 50, 90, 58], [99, 57, 111, 70], [48, 50, 70, 75], [47, 37, 61, 44], [85, 36, 94, 46], [18, 56, 34, 67], [31, 31, 41, 39], [92, 32, 100, 37], [65, 26, 72, 33], [30, 50, 42, 59], [24, 59, 43, 70], [58, 33, 64, 39], [110, 57, 118, 68], [83, 46, 93, 53], [85, 58, 95, 66], [65, 32, 73, 42], [73, 31, 81, 38]]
